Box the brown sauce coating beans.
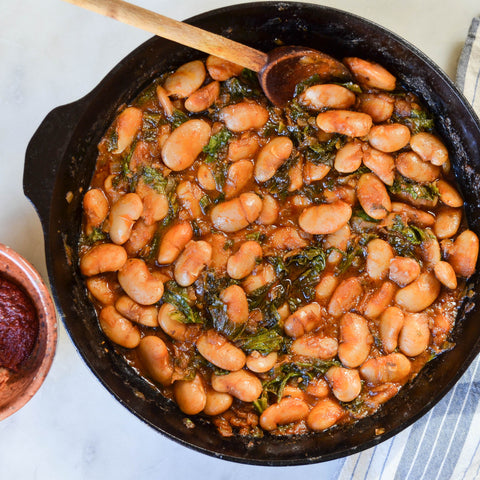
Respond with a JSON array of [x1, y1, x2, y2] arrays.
[[79, 54, 477, 437]]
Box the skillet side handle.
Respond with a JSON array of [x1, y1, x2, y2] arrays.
[[23, 101, 86, 225]]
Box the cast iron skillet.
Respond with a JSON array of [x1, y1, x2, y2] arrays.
[[23, 1, 480, 465]]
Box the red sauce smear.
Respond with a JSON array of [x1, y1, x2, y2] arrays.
[[0, 274, 38, 371]]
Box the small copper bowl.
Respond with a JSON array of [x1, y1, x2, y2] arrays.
[[0, 243, 57, 420]]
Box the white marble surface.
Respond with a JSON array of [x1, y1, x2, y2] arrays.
[[1, 0, 479, 478]]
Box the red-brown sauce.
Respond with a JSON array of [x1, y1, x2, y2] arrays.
[[0, 274, 38, 371]]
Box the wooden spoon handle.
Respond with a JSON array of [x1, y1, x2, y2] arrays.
[[61, 0, 268, 71]]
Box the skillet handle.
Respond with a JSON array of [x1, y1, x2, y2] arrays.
[[23, 99, 87, 226]]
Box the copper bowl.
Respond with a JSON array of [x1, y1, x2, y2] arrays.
[[0, 244, 57, 420]]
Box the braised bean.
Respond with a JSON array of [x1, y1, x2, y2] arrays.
[[357, 173, 392, 220], [398, 313, 430, 356], [254, 136, 293, 182], [83, 188, 109, 234], [80, 243, 127, 276], [368, 124, 410, 153], [164, 60, 206, 98], [410, 132, 448, 166], [358, 92, 394, 122], [196, 329, 246, 371], [363, 281, 396, 319], [85, 275, 119, 305], [344, 57, 396, 91], [156, 85, 174, 117], [305, 378, 330, 398], [158, 303, 197, 342], [242, 264, 275, 294], [224, 159, 254, 198], [395, 151, 440, 183], [113, 106, 142, 154], [203, 387, 233, 416], [268, 226, 307, 250], [206, 55, 243, 81], [284, 302, 322, 338], [334, 140, 363, 173], [325, 366, 362, 402], [260, 397, 310, 431], [328, 277, 363, 318], [316, 110, 372, 137], [389, 257, 421, 287], [197, 164, 217, 191], [436, 180, 463, 207], [99, 305, 140, 348], [299, 84, 356, 110], [338, 312, 373, 368], [446, 230, 479, 277], [307, 398, 344, 431], [256, 194, 279, 225], [227, 241, 263, 279], [174, 240, 212, 287], [125, 219, 157, 256], [108, 193, 143, 245], [380, 306, 405, 353], [304, 162, 331, 184], [118, 258, 164, 305], [299, 200, 352, 235], [291, 334, 338, 359], [246, 351, 278, 373], [220, 285, 249, 324], [174, 373, 207, 415], [434, 207, 462, 239], [211, 193, 262, 232], [362, 146, 395, 185], [115, 295, 158, 327], [434, 261, 457, 289], [366, 238, 394, 280], [220, 102, 269, 132], [315, 273, 339, 305], [137, 336, 173, 386], [227, 133, 260, 161], [162, 119, 211, 171], [360, 353, 411, 384], [211, 370, 262, 402], [158, 222, 193, 265], [184, 81, 220, 112], [395, 272, 440, 312], [391, 202, 435, 228]]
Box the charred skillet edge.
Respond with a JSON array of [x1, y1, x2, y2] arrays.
[[23, 95, 94, 227]]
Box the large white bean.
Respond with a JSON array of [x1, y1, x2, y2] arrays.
[[137, 336, 173, 386], [398, 313, 430, 356], [108, 193, 143, 245], [158, 222, 193, 265], [99, 305, 140, 348], [446, 230, 479, 277], [360, 353, 411, 384], [220, 102, 269, 132], [118, 258, 164, 305], [395, 272, 440, 312], [344, 57, 396, 91], [316, 110, 372, 137], [227, 241, 263, 279], [291, 334, 338, 359], [161, 119, 211, 171], [368, 124, 410, 153], [164, 60, 206, 98], [410, 132, 448, 166], [83, 188, 109, 234], [260, 397, 309, 431], [254, 136, 293, 182], [366, 238, 394, 280], [334, 140, 363, 173], [220, 285, 249, 324], [211, 193, 262, 232], [224, 159, 254, 198], [283, 302, 322, 338], [174, 240, 212, 287], [328, 277, 363, 318], [380, 306, 404, 353], [338, 312, 373, 368], [307, 398, 344, 431], [395, 151, 440, 183], [388, 257, 421, 287], [299, 84, 356, 110], [112, 106, 142, 154], [362, 146, 395, 186], [357, 173, 392, 220], [80, 243, 127, 277], [211, 370, 262, 402], [196, 329, 246, 371], [115, 295, 158, 327], [173, 373, 207, 415], [298, 200, 352, 235], [325, 366, 362, 402]]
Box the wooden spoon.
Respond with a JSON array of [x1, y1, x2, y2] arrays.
[[62, 0, 351, 106]]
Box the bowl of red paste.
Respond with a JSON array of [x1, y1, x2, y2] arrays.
[[0, 243, 57, 420]]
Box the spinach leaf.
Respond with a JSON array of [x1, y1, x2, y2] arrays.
[[389, 175, 440, 201], [203, 127, 233, 162], [236, 328, 286, 355], [162, 281, 205, 324]]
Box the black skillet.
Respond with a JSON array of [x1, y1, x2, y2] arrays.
[[23, 2, 480, 465]]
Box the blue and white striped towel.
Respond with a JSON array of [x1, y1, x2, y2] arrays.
[[338, 16, 480, 480]]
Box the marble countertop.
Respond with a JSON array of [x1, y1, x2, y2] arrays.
[[1, 0, 479, 478]]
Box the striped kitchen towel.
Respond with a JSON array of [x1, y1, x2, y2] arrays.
[[338, 16, 480, 480]]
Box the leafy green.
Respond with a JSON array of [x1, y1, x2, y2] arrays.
[[266, 256, 288, 278], [135, 83, 157, 106], [263, 154, 299, 199], [106, 129, 118, 152], [81, 227, 107, 246], [171, 109, 189, 128], [385, 215, 430, 258], [140, 166, 168, 193], [294, 73, 323, 96], [203, 127, 233, 162], [199, 195, 213, 214], [222, 69, 261, 100], [334, 81, 362, 94], [162, 281, 205, 324], [288, 246, 327, 300], [303, 134, 345, 166], [247, 284, 272, 310], [236, 328, 286, 355], [389, 175, 440, 201], [285, 245, 326, 268], [245, 231, 266, 243], [353, 206, 380, 223], [335, 233, 378, 275], [393, 107, 434, 134], [141, 112, 166, 141]]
